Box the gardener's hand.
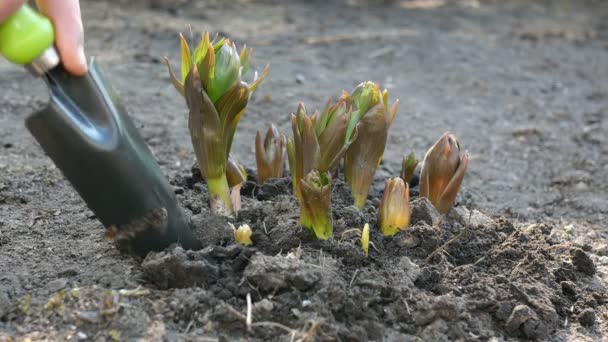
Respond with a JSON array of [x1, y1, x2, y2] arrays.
[[0, 0, 87, 76]]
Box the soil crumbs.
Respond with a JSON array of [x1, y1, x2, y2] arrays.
[[2, 169, 607, 341]]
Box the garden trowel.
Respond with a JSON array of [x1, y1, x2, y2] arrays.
[[0, 5, 201, 256]]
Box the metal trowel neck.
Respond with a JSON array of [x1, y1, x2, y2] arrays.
[[27, 46, 60, 76]]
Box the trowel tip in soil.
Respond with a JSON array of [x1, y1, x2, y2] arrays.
[[26, 60, 201, 257]]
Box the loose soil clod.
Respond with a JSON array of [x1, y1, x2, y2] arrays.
[[133, 170, 608, 341]]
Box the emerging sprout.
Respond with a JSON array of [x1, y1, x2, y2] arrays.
[[420, 133, 469, 214], [299, 170, 333, 240], [401, 152, 419, 185], [165, 32, 269, 215], [255, 124, 286, 184], [287, 99, 356, 200], [226, 155, 247, 213], [378, 177, 411, 236], [344, 81, 399, 209], [361, 223, 370, 257], [233, 224, 253, 246], [226, 155, 247, 187]]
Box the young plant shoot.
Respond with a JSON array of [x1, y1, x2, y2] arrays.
[[255, 124, 286, 184], [378, 177, 411, 236], [361, 223, 370, 257], [299, 170, 333, 239], [344, 81, 399, 209], [401, 152, 419, 185], [226, 154, 247, 187], [287, 98, 356, 200], [287, 98, 356, 239], [420, 133, 469, 214], [165, 32, 269, 215], [226, 155, 247, 212], [233, 224, 253, 246]]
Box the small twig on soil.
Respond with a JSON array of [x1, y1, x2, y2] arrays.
[[184, 320, 194, 333], [224, 304, 247, 321], [246, 293, 252, 332], [349, 269, 360, 288], [319, 249, 325, 268], [263, 221, 268, 234], [340, 228, 361, 242], [425, 227, 470, 263], [402, 297, 411, 315], [223, 302, 303, 339], [300, 320, 323, 342], [369, 241, 380, 253], [453, 255, 486, 272], [473, 256, 486, 266], [368, 46, 395, 59], [304, 28, 418, 45]]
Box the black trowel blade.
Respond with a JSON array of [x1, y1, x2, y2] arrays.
[[25, 60, 201, 256]]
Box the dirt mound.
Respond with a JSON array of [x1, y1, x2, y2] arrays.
[[134, 173, 607, 341]]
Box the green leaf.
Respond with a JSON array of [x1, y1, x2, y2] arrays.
[[299, 170, 333, 240], [215, 81, 250, 158], [210, 42, 242, 103], [192, 32, 210, 66], [287, 137, 297, 196], [185, 65, 224, 179], [248, 65, 269, 94], [198, 43, 216, 93], [239, 46, 251, 76], [163, 57, 184, 96], [179, 33, 193, 83]]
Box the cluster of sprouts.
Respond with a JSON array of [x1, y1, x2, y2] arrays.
[[166, 32, 468, 254]]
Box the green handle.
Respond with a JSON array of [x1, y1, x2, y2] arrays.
[[0, 5, 55, 65]]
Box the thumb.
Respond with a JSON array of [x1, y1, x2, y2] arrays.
[[0, 0, 26, 23], [36, 0, 87, 76]]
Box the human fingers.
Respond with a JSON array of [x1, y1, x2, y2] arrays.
[[37, 0, 87, 76], [0, 0, 26, 23]]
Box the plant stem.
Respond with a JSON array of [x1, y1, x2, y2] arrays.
[[353, 193, 367, 210], [207, 175, 233, 216], [299, 205, 333, 240]]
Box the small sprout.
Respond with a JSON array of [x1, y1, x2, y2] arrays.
[[287, 99, 356, 201], [344, 81, 399, 209], [44, 291, 66, 312], [70, 287, 81, 299], [226, 155, 247, 213], [378, 177, 411, 236], [313, 92, 358, 172], [361, 223, 370, 256], [234, 224, 253, 246], [255, 124, 286, 184], [420, 133, 469, 214], [401, 152, 419, 184], [287, 99, 355, 239], [230, 182, 243, 213], [108, 330, 121, 342], [165, 32, 269, 215], [101, 290, 120, 317], [18, 294, 31, 315], [299, 170, 333, 240], [226, 155, 248, 187]]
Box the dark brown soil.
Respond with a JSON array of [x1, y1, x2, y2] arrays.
[[1, 0, 608, 341]]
